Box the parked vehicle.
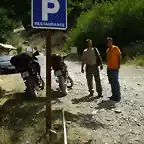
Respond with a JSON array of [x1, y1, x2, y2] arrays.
[[0, 55, 16, 74], [21, 67, 45, 97], [10, 52, 45, 97], [52, 54, 74, 96], [30, 51, 45, 91]]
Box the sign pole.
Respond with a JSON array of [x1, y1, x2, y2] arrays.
[[32, 0, 67, 142], [46, 30, 52, 139]]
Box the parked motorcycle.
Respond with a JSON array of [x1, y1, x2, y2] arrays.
[[52, 54, 74, 96], [10, 51, 45, 97], [21, 69, 45, 97], [31, 52, 45, 90]]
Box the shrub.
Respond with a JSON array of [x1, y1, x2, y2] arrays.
[[0, 86, 6, 97], [16, 45, 23, 54], [65, 0, 144, 58], [126, 55, 144, 66], [122, 42, 144, 58], [7, 35, 24, 46]]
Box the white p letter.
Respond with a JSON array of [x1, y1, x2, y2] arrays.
[[42, 0, 60, 21]]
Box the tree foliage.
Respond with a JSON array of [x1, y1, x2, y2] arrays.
[[65, 0, 144, 58], [0, 7, 15, 42], [0, 0, 88, 38], [0, 0, 31, 42]]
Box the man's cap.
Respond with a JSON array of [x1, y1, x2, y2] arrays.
[[86, 39, 92, 42], [107, 37, 113, 41]]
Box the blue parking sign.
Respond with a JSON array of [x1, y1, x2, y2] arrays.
[[32, 0, 67, 30]]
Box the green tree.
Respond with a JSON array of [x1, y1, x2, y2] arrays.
[[65, 0, 144, 58], [0, 7, 15, 42]]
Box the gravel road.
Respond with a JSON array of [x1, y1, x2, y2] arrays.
[[1, 55, 144, 143], [35, 55, 144, 143], [50, 60, 144, 144]]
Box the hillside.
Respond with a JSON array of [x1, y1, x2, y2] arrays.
[[9, 28, 68, 54]]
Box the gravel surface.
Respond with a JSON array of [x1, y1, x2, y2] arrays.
[[49, 60, 144, 144], [1, 54, 144, 143]]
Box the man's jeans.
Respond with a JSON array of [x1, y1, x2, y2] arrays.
[[107, 69, 121, 101]]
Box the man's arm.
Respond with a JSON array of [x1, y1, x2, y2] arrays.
[[106, 48, 109, 64], [99, 54, 103, 66], [81, 51, 86, 73], [81, 60, 85, 69], [96, 48, 103, 68], [118, 54, 122, 67], [117, 47, 122, 68]]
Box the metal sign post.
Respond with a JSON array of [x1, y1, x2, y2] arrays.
[[32, 0, 67, 141], [46, 30, 52, 134]]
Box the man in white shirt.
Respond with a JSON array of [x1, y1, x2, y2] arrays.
[[81, 39, 103, 97]]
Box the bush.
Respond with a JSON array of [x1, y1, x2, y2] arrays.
[[16, 45, 23, 54], [126, 55, 144, 66], [65, 0, 144, 58], [0, 86, 6, 97], [122, 42, 144, 58], [7, 35, 24, 46]]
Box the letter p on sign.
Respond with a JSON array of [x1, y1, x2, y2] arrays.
[[42, 0, 60, 21]]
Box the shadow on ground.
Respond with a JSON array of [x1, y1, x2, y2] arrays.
[[0, 94, 46, 143], [96, 100, 116, 110], [51, 89, 66, 100], [0, 91, 105, 143], [2, 89, 64, 105], [0, 89, 65, 143], [72, 95, 100, 104], [52, 109, 106, 130]]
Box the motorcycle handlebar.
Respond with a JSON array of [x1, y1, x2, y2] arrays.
[[32, 51, 39, 57], [63, 54, 69, 59]]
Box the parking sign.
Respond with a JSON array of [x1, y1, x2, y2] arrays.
[[32, 0, 67, 30]]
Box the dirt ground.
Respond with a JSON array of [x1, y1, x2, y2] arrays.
[[0, 60, 144, 144], [52, 62, 144, 144]]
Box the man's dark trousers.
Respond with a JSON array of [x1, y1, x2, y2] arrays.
[[86, 64, 102, 95], [107, 69, 121, 101]]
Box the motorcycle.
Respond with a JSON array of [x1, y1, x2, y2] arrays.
[[21, 68, 45, 97], [52, 54, 74, 95], [31, 52, 45, 91], [10, 51, 45, 97]]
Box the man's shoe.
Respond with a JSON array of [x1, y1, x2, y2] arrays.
[[109, 96, 114, 100], [89, 92, 94, 96], [97, 93, 103, 98], [109, 96, 121, 103]]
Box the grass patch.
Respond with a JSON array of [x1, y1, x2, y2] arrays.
[[52, 49, 67, 56], [125, 55, 144, 66], [0, 86, 6, 98], [0, 93, 95, 144], [122, 42, 144, 66], [0, 99, 45, 143], [0, 95, 64, 144]]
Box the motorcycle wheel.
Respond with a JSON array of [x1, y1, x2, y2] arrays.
[[67, 76, 74, 89], [58, 75, 68, 96], [38, 77, 45, 90], [25, 78, 37, 98]]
